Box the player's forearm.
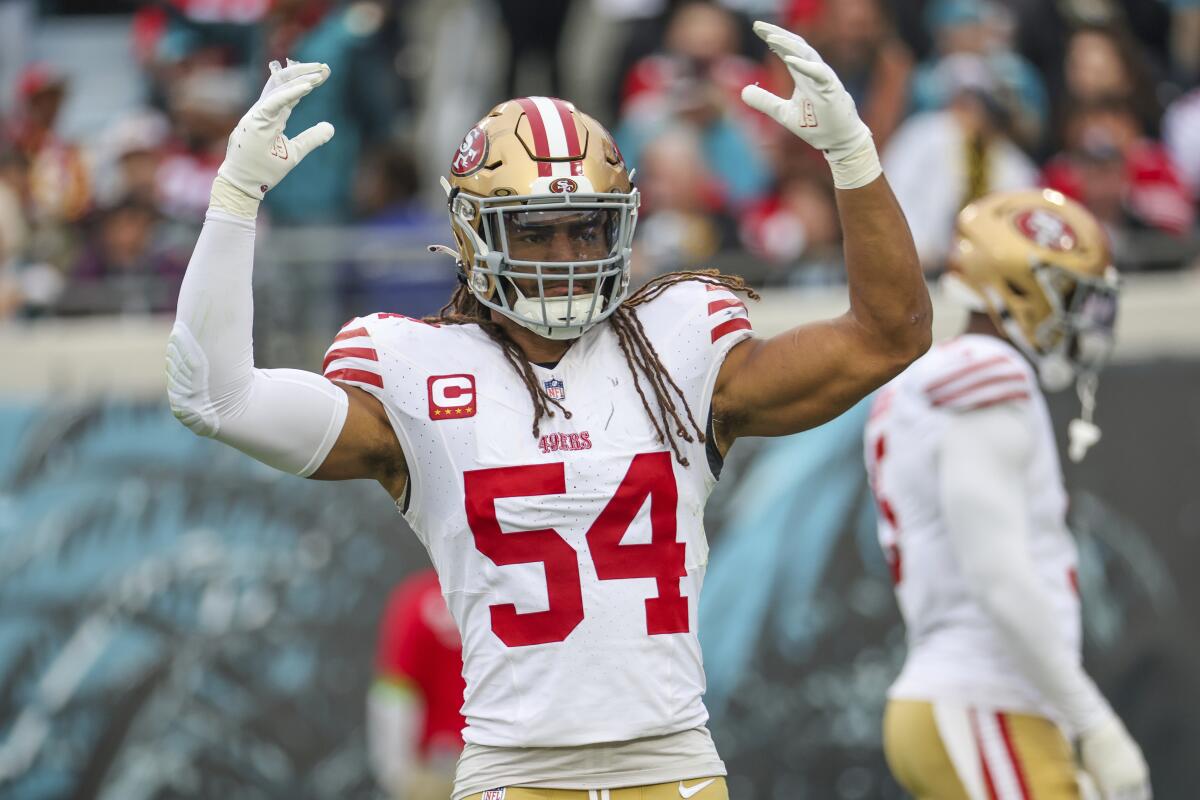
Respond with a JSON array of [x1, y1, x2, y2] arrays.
[[836, 176, 931, 368], [169, 200, 259, 425]]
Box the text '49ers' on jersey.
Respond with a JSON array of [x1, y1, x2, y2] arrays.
[[323, 281, 753, 748], [864, 335, 1083, 721]]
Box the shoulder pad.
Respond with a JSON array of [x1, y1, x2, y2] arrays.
[[920, 337, 1033, 413]]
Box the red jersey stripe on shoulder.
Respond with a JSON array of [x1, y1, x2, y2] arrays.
[[334, 326, 370, 343], [325, 367, 384, 389], [930, 372, 1027, 407], [711, 317, 752, 343], [515, 98, 553, 177], [925, 354, 1014, 394], [959, 391, 1032, 412], [322, 346, 378, 373], [708, 298, 747, 316]]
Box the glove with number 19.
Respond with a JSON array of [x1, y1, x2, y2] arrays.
[[212, 60, 335, 218], [741, 21, 880, 190]]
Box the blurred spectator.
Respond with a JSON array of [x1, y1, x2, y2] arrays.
[[1058, 23, 1161, 142], [632, 124, 738, 281], [368, 568, 464, 800], [1163, 88, 1200, 199], [784, 0, 914, 150], [57, 196, 187, 316], [1042, 98, 1195, 239], [0, 148, 30, 318], [337, 145, 454, 321], [617, 1, 771, 208], [158, 67, 246, 223], [5, 64, 91, 225], [1167, 0, 1200, 87], [0, 148, 28, 270], [260, 0, 394, 224], [621, 1, 762, 125], [95, 111, 172, 209], [884, 54, 1038, 270], [494, 0, 572, 98], [738, 168, 841, 285], [911, 0, 1048, 149]]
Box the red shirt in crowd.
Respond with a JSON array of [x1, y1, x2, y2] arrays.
[[374, 569, 466, 760]]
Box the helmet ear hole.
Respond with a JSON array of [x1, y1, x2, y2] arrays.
[[1006, 280, 1028, 297]]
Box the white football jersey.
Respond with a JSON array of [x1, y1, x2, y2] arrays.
[[323, 281, 753, 748], [864, 334, 1082, 719]]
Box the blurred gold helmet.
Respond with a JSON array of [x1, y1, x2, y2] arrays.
[[945, 188, 1119, 392], [441, 97, 639, 340]]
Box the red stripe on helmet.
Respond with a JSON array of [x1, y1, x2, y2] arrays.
[[515, 97, 552, 177]]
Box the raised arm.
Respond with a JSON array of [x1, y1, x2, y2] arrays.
[[713, 22, 930, 446], [166, 61, 407, 497]]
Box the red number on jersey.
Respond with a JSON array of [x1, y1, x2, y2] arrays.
[[464, 464, 584, 646], [587, 451, 689, 635], [868, 434, 903, 585], [463, 452, 689, 647]]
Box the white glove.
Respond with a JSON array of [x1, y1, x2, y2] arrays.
[[212, 59, 335, 218], [1080, 715, 1152, 800], [741, 21, 880, 190]]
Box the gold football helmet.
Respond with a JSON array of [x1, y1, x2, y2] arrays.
[[441, 97, 639, 340], [945, 188, 1120, 460], [946, 188, 1119, 392]]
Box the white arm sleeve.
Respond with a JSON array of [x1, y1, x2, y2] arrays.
[[940, 403, 1114, 738], [166, 204, 348, 476]]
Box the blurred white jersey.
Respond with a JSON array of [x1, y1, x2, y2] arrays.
[[864, 334, 1082, 720], [324, 281, 752, 748]]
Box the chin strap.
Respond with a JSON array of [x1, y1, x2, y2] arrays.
[[1068, 371, 1102, 463]]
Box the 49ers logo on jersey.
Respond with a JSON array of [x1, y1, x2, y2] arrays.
[[428, 374, 477, 419], [450, 126, 488, 177]]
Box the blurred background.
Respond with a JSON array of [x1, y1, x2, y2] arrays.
[[0, 0, 1198, 798]]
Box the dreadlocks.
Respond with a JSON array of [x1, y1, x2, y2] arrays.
[[430, 269, 759, 467]]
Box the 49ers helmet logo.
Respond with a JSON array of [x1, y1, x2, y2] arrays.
[[549, 177, 578, 194], [1014, 209, 1078, 252], [451, 126, 488, 177]]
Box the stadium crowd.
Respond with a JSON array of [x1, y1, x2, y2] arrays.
[[0, 0, 1198, 319]]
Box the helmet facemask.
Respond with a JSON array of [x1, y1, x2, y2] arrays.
[[449, 188, 639, 340], [992, 260, 1119, 393]]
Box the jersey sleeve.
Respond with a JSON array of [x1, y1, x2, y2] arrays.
[[921, 344, 1034, 413], [323, 316, 387, 393], [639, 279, 755, 377], [703, 282, 754, 350]]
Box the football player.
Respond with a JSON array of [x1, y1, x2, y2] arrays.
[[168, 23, 931, 800], [864, 189, 1151, 800], [369, 568, 465, 800]]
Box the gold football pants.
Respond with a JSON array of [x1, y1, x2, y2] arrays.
[[884, 699, 1080, 799], [462, 777, 727, 799]]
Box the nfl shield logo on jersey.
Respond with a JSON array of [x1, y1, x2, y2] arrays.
[[543, 378, 566, 401], [482, 790, 506, 800]]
